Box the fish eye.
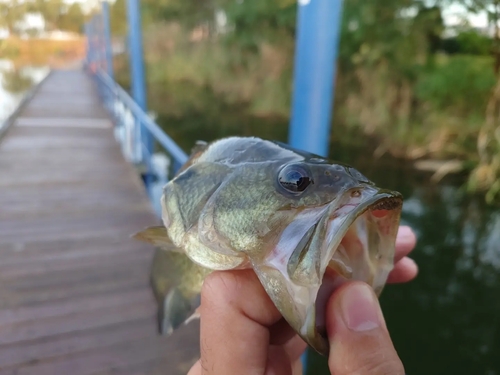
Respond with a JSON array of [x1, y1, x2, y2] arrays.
[[278, 164, 313, 193]]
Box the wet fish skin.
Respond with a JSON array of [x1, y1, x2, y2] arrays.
[[134, 136, 403, 356]]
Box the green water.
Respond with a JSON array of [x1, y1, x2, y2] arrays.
[[305, 152, 500, 375], [156, 114, 500, 375]]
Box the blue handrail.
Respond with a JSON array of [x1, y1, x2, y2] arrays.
[[84, 5, 188, 215], [95, 69, 188, 166]]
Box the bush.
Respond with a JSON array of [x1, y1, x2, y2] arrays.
[[416, 55, 496, 117]]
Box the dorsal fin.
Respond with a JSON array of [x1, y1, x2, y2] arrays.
[[175, 140, 209, 175], [191, 140, 208, 155]]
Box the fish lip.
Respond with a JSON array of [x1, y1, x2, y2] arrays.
[[321, 188, 403, 266], [302, 187, 403, 355]]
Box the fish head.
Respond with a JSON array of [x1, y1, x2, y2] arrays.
[[155, 138, 403, 355], [223, 148, 403, 355], [243, 154, 403, 355]]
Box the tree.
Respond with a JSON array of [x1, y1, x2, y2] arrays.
[[39, 0, 64, 31], [110, 0, 127, 36], [59, 3, 85, 33], [0, 0, 28, 34]]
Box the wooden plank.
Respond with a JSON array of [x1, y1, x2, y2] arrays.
[[0, 250, 151, 279], [0, 288, 154, 327], [2, 274, 150, 308], [0, 68, 200, 374], [0, 324, 200, 375], [0, 338, 165, 375], [0, 318, 158, 368], [0, 299, 156, 345], [15, 118, 111, 129], [0, 236, 154, 262]]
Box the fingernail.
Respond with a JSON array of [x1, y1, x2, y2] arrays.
[[340, 283, 381, 332], [397, 226, 414, 242]]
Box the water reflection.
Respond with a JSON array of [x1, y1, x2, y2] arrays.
[[0, 59, 49, 128]]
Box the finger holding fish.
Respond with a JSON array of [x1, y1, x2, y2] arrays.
[[394, 225, 417, 263], [388, 225, 418, 284]]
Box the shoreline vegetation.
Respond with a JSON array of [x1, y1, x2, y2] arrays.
[[109, 0, 500, 205], [0, 37, 86, 67]]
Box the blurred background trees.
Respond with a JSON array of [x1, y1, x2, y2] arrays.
[[107, 0, 500, 203], [0, 0, 86, 35], [2, 0, 498, 203]]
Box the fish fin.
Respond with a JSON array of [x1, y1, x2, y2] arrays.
[[150, 248, 211, 336], [158, 287, 201, 335], [131, 226, 178, 251], [184, 306, 201, 325], [191, 140, 208, 155], [175, 140, 209, 175]]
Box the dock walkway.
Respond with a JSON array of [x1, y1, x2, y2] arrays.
[[0, 69, 199, 375]]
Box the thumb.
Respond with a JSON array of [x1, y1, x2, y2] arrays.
[[326, 282, 405, 375]]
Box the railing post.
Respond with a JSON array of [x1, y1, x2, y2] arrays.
[[94, 16, 104, 72], [125, 0, 147, 110], [94, 16, 103, 72], [288, 0, 344, 158], [288, 0, 344, 372], [85, 19, 95, 71], [126, 0, 154, 187], [102, 1, 115, 80], [84, 23, 91, 68]]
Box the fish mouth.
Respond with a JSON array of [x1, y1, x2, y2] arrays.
[[287, 187, 403, 355]]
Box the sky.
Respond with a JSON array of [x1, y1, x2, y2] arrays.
[[442, 3, 489, 28]]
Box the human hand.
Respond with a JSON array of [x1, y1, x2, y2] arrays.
[[188, 225, 417, 375]]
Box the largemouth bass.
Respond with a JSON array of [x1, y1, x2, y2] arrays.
[[134, 136, 402, 356]]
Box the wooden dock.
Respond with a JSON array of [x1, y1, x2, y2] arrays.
[[0, 69, 199, 375]]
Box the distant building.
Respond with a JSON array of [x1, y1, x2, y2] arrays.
[[15, 13, 46, 38], [0, 28, 8, 39]]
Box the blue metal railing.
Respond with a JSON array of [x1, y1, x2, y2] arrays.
[[85, 5, 188, 215]]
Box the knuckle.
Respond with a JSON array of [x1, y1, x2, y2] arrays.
[[329, 335, 405, 375], [201, 271, 240, 306]]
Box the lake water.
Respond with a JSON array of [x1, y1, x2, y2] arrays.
[[0, 60, 49, 131]]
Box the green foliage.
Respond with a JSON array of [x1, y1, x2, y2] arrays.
[[416, 55, 496, 116], [0, 40, 20, 58], [0, 0, 87, 35], [141, 0, 215, 29], [110, 0, 127, 36], [109, 0, 500, 202], [456, 31, 493, 55], [1, 68, 34, 93], [441, 31, 493, 55], [59, 3, 85, 34], [0, 0, 28, 33], [218, 0, 296, 48]]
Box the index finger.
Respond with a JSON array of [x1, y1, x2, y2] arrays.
[[394, 225, 417, 263], [194, 270, 291, 375]]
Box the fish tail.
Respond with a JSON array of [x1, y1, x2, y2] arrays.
[[149, 247, 211, 336]]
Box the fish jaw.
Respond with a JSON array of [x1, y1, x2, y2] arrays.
[[253, 186, 403, 355]]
